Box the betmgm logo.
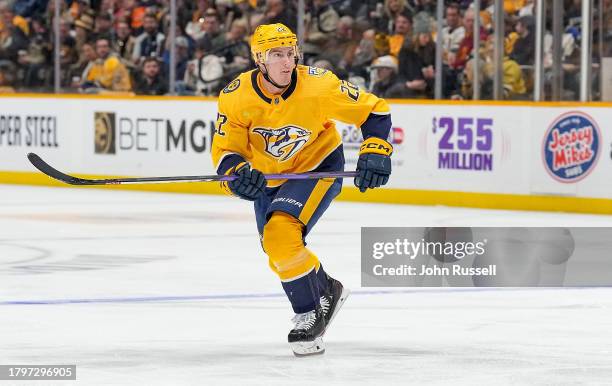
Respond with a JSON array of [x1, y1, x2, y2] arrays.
[[254, 125, 311, 161], [94, 112, 115, 154], [93, 111, 215, 154]]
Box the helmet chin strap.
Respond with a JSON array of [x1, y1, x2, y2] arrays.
[[260, 62, 297, 89]]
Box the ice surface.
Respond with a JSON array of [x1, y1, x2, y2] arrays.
[[0, 185, 610, 385]]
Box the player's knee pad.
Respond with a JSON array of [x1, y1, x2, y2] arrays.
[[262, 212, 319, 280]]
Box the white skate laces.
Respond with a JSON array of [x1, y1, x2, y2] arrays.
[[292, 310, 317, 330], [319, 296, 331, 316]]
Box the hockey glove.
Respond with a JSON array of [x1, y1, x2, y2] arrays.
[[354, 137, 392, 193], [223, 162, 267, 201]]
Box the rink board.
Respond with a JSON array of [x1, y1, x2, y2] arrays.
[[0, 94, 611, 214]]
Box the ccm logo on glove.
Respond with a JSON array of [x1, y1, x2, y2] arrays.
[[354, 137, 393, 193], [360, 141, 392, 155]]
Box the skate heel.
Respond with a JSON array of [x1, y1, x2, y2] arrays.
[[291, 337, 325, 357], [327, 286, 350, 328]]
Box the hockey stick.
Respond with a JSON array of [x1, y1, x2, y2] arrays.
[[27, 153, 357, 186]]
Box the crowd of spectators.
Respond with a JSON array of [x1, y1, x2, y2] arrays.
[[0, 0, 610, 99]]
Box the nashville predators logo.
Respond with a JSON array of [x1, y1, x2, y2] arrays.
[[253, 126, 311, 161], [222, 79, 240, 94]]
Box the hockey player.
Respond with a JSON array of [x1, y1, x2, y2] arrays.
[[211, 23, 393, 356]]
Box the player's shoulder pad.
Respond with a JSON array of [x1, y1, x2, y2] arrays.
[[218, 70, 253, 104], [222, 77, 241, 94], [296, 65, 341, 93], [305, 66, 328, 77]]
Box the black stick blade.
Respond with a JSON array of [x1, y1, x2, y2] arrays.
[[27, 153, 92, 185]]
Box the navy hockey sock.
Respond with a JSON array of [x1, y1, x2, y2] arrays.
[[315, 264, 331, 293], [281, 269, 321, 314]]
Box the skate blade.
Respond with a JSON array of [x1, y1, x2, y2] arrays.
[[326, 287, 350, 333], [291, 337, 325, 357]]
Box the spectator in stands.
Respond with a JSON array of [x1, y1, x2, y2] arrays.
[[219, 18, 251, 75], [232, 0, 256, 34], [303, 0, 338, 61], [133, 56, 167, 95], [2, 0, 590, 100], [352, 29, 378, 76], [82, 36, 132, 92], [113, 18, 136, 65], [0, 0, 28, 62], [442, 3, 465, 66], [132, 12, 165, 65], [459, 56, 489, 99], [396, 37, 430, 98], [162, 35, 190, 83], [504, 14, 519, 55], [412, 24, 435, 67], [93, 12, 113, 41], [320, 15, 358, 70], [482, 35, 526, 99], [388, 12, 412, 57], [453, 7, 487, 70], [59, 36, 79, 88], [74, 9, 95, 50], [260, 0, 297, 32], [184, 36, 222, 95], [68, 40, 96, 88], [370, 54, 422, 98], [411, 26, 436, 98], [19, 14, 52, 89], [510, 15, 534, 65], [193, 8, 225, 51], [441, 3, 465, 97], [371, 0, 411, 35]]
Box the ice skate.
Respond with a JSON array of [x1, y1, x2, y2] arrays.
[[288, 308, 326, 356], [320, 277, 350, 335]]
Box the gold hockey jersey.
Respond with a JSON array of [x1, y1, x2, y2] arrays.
[[212, 65, 390, 187]]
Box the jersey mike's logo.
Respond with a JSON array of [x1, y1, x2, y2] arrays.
[[253, 125, 311, 161], [543, 111, 601, 183]]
